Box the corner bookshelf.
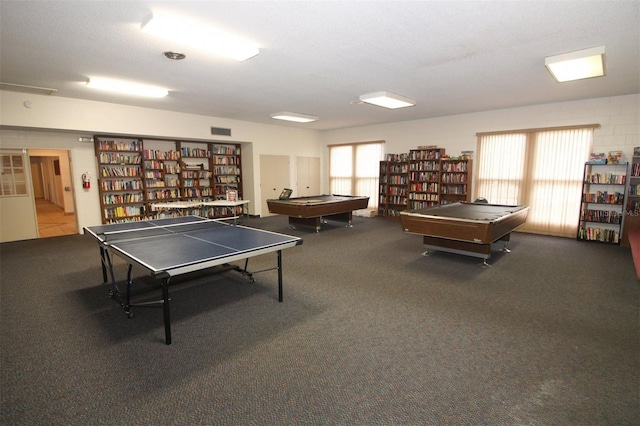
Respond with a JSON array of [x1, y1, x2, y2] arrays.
[[622, 149, 640, 246], [408, 147, 444, 209], [94, 135, 243, 224], [378, 154, 409, 219], [576, 162, 627, 244], [440, 158, 472, 205]]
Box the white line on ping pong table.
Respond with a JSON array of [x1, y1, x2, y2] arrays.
[[100, 218, 230, 242]]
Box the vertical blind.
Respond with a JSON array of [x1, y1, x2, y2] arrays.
[[329, 141, 383, 209], [476, 126, 596, 237]]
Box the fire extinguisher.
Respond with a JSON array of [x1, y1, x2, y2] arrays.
[[82, 172, 91, 189]]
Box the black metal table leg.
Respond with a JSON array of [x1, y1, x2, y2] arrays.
[[277, 250, 283, 302], [162, 277, 172, 345]]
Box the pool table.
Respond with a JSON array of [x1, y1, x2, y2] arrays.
[[399, 202, 529, 265], [267, 194, 370, 232]]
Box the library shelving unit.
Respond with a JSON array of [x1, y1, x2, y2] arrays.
[[576, 162, 628, 244], [211, 144, 242, 199], [378, 154, 409, 219], [408, 147, 444, 210], [94, 135, 243, 224], [95, 137, 146, 223], [440, 157, 472, 205], [143, 139, 181, 206], [623, 149, 640, 246], [179, 141, 214, 203]]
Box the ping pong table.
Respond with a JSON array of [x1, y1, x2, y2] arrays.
[[85, 216, 302, 345]]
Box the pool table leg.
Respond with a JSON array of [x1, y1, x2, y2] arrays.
[[499, 234, 512, 253]]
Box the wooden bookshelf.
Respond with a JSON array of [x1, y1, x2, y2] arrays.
[[94, 135, 243, 224], [408, 148, 444, 210], [440, 158, 472, 205], [378, 154, 409, 219], [377, 148, 473, 219]]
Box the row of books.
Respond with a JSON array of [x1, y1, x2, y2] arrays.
[[104, 205, 145, 218], [409, 172, 439, 181], [380, 195, 408, 205], [99, 153, 141, 165], [409, 192, 439, 201], [410, 183, 439, 193], [100, 180, 142, 191], [441, 185, 468, 194], [102, 193, 144, 205], [580, 209, 622, 224], [147, 189, 180, 200], [441, 162, 469, 172], [582, 191, 624, 204], [182, 170, 213, 179], [212, 165, 240, 175], [101, 166, 140, 177], [144, 150, 180, 160], [577, 227, 620, 244], [584, 173, 626, 184], [380, 176, 409, 185], [98, 139, 141, 152]]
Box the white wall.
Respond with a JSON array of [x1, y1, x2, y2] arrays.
[[0, 90, 323, 228], [320, 94, 640, 194], [1, 90, 638, 234]]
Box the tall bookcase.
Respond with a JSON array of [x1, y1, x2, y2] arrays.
[[440, 158, 473, 205], [378, 154, 409, 219], [377, 147, 473, 219], [96, 138, 146, 222], [623, 149, 640, 245], [95, 135, 243, 224], [408, 148, 444, 209], [577, 162, 627, 244]]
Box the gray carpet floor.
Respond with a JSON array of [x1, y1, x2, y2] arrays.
[[1, 215, 638, 425]]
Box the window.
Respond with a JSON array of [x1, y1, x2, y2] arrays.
[[476, 126, 596, 237], [1, 151, 28, 196], [329, 141, 383, 209]]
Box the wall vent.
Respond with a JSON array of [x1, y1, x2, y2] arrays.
[[211, 127, 231, 136]]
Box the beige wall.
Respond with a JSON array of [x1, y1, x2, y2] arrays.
[[0, 90, 324, 228], [1, 90, 638, 234], [320, 94, 640, 197]]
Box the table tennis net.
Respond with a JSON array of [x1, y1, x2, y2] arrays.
[[100, 219, 230, 242]]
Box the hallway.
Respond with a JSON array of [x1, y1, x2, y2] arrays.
[[35, 199, 77, 238]]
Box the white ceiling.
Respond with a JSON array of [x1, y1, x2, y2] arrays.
[[1, 1, 638, 131]]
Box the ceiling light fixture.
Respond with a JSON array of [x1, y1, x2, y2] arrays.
[[141, 14, 259, 62], [270, 112, 319, 123], [86, 77, 169, 98], [545, 46, 606, 83], [359, 91, 416, 109]]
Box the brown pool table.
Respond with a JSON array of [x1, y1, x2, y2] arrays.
[[400, 202, 529, 266], [267, 194, 370, 232]]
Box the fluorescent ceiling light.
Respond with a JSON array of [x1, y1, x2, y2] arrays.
[[270, 112, 319, 123], [141, 14, 259, 62], [86, 77, 168, 98], [359, 91, 416, 109], [545, 46, 606, 82]]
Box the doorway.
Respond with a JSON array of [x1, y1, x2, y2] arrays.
[[29, 151, 77, 237]]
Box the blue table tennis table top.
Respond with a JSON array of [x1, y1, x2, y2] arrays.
[[85, 216, 302, 277]]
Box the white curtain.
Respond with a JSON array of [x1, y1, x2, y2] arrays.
[[476, 127, 594, 237], [329, 142, 383, 208]]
